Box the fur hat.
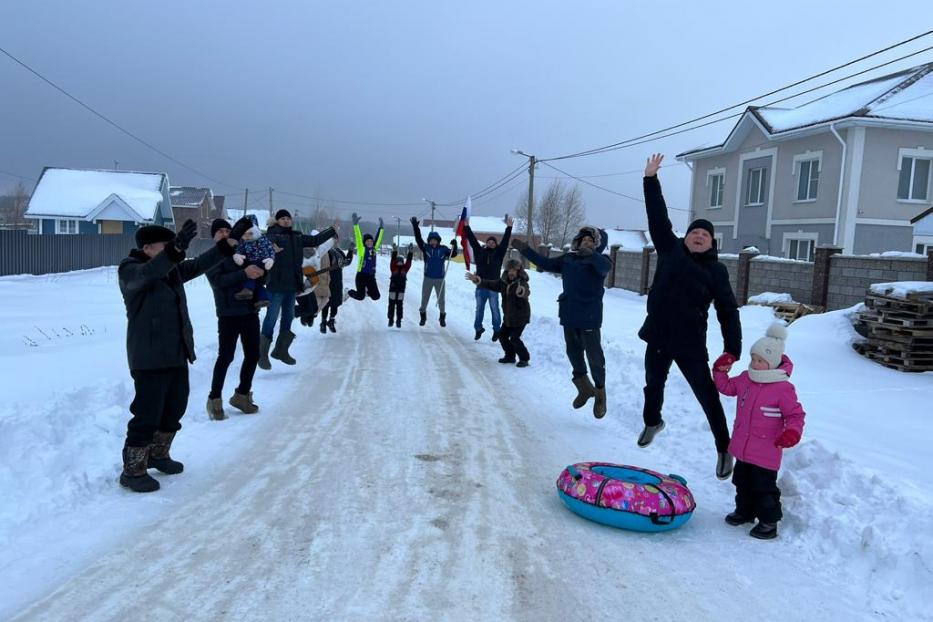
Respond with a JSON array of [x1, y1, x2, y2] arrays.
[[571, 226, 601, 251], [210, 218, 232, 237], [750, 323, 788, 369], [275, 209, 292, 221], [135, 224, 175, 248]]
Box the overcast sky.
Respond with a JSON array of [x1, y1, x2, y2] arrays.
[[1, 1, 931, 230]]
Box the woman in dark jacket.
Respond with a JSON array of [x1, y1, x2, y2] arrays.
[[319, 240, 352, 334], [466, 258, 530, 366]]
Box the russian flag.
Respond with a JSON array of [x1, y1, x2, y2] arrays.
[[455, 196, 472, 270]]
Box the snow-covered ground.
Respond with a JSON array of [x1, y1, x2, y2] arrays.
[[1, 258, 931, 621]]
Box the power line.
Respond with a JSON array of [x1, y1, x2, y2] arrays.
[[0, 169, 37, 182], [542, 29, 933, 162]]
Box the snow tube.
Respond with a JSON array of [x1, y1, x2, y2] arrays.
[[556, 462, 695, 532]]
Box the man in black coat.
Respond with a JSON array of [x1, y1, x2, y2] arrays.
[[638, 154, 742, 480], [465, 217, 512, 341], [118, 217, 249, 493], [205, 219, 265, 421], [260, 209, 337, 368]]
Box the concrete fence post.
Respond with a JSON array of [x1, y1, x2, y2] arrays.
[[639, 246, 653, 295], [811, 245, 843, 310], [736, 248, 760, 306], [927, 249, 933, 281]]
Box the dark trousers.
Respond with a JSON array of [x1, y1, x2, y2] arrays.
[[209, 315, 260, 399], [320, 300, 339, 322], [500, 325, 530, 362], [348, 272, 380, 301], [563, 327, 605, 388], [642, 346, 731, 453], [387, 291, 405, 321], [127, 365, 189, 447], [733, 460, 782, 523], [296, 294, 318, 324]]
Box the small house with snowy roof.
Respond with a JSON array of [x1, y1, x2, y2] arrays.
[[25, 168, 173, 235], [678, 63, 933, 257], [169, 186, 225, 238]]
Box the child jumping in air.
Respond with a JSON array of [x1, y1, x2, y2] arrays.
[[466, 258, 531, 367], [348, 212, 385, 301], [713, 323, 806, 540], [232, 215, 275, 308], [388, 244, 414, 328]]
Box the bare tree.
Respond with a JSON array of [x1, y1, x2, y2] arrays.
[[0, 182, 31, 229], [555, 183, 586, 248]]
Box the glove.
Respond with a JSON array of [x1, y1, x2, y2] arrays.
[[233, 253, 245, 266], [713, 352, 737, 372], [229, 217, 252, 241], [378, 217, 384, 229], [511, 238, 528, 251], [262, 257, 274, 270], [775, 429, 801, 449], [410, 216, 419, 226], [174, 219, 197, 250], [450, 239, 457, 247], [577, 247, 593, 256], [352, 212, 361, 226], [407, 243, 413, 252]]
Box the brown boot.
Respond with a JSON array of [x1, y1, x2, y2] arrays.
[[229, 391, 259, 414], [119, 444, 160, 493], [571, 375, 596, 409], [206, 397, 227, 421], [593, 386, 607, 419], [234, 287, 253, 301], [148, 431, 184, 475]]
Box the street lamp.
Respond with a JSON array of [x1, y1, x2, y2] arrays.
[[422, 197, 436, 232]]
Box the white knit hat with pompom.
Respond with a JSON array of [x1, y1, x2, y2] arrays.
[[750, 323, 788, 369]]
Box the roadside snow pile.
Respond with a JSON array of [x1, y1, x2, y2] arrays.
[[748, 291, 794, 304], [869, 281, 933, 299]]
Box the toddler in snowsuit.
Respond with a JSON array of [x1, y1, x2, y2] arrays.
[[713, 323, 806, 540], [233, 215, 275, 307], [466, 258, 531, 366], [388, 245, 413, 327]]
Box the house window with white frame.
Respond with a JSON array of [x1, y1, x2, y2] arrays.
[[713, 232, 723, 249], [796, 159, 820, 201], [898, 154, 931, 202], [916, 242, 932, 255], [56, 219, 79, 234], [708, 170, 725, 208], [745, 167, 766, 206], [785, 236, 816, 261]]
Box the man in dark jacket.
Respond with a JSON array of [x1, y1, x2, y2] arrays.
[[465, 217, 512, 341], [411, 217, 458, 327], [638, 154, 742, 480], [513, 226, 611, 418], [205, 219, 264, 421], [117, 217, 249, 493], [261, 209, 336, 368], [466, 258, 531, 366]]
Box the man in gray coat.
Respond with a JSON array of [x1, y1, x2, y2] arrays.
[[117, 217, 249, 493]]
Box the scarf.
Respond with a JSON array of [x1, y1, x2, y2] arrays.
[[747, 368, 788, 384]]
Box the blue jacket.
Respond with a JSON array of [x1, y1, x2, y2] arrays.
[[413, 224, 458, 279], [519, 232, 610, 329]]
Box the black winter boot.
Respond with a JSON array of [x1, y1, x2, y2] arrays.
[[119, 445, 160, 493], [725, 511, 754, 526], [148, 431, 184, 475], [474, 328, 485, 341], [396, 318, 402, 328], [571, 375, 596, 409], [258, 335, 272, 370], [419, 310, 427, 326], [498, 356, 516, 364], [492, 330, 501, 342], [271, 330, 297, 365], [439, 313, 447, 327], [749, 522, 778, 540], [320, 320, 327, 334], [593, 386, 607, 419], [327, 319, 336, 333]]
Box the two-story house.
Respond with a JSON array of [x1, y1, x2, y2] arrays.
[[677, 62, 933, 258], [25, 168, 173, 235], [169, 186, 224, 238]]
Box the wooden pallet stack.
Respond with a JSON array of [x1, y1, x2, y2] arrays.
[[854, 288, 933, 372]]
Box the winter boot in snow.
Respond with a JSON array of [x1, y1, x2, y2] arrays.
[[229, 391, 259, 414], [749, 522, 778, 540], [571, 375, 596, 409], [716, 452, 734, 480], [593, 386, 607, 419], [419, 310, 427, 326], [474, 327, 485, 341], [492, 330, 501, 342], [271, 330, 297, 365], [637, 420, 665, 447], [725, 511, 754, 526], [119, 444, 160, 493], [206, 397, 226, 421], [395, 318, 402, 328], [498, 356, 516, 364], [320, 320, 327, 334], [258, 335, 273, 370], [388, 318, 394, 328], [327, 319, 336, 333], [439, 313, 447, 327], [148, 431, 184, 475], [516, 360, 530, 368]]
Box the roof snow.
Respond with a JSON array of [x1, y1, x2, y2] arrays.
[[25, 168, 166, 222], [603, 228, 651, 249], [468, 215, 510, 233], [169, 186, 212, 208]]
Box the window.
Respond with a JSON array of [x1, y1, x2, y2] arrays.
[[56, 219, 79, 234], [745, 167, 766, 206], [709, 173, 725, 208], [796, 159, 820, 201], [787, 238, 815, 261], [916, 243, 931, 254], [714, 232, 724, 249], [898, 156, 931, 201]]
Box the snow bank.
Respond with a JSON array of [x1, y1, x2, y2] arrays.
[[869, 281, 933, 298], [748, 292, 795, 304]]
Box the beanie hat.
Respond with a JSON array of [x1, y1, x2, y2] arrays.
[[486, 236, 498, 244], [210, 218, 232, 237], [750, 323, 788, 369], [135, 224, 175, 248], [275, 209, 292, 221], [687, 219, 715, 238], [363, 233, 374, 243]]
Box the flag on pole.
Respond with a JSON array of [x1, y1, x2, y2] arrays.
[[455, 196, 472, 270]]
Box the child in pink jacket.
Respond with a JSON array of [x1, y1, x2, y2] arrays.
[[713, 323, 805, 540]]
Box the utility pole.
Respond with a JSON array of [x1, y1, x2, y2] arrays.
[[242, 188, 249, 218], [395, 216, 401, 246], [430, 201, 436, 232], [526, 154, 536, 244], [268, 186, 274, 219], [113, 160, 119, 171]]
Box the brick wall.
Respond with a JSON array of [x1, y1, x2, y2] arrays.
[[612, 249, 643, 291], [747, 257, 814, 305], [826, 255, 927, 310]]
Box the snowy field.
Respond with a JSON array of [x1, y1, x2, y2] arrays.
[[1, 258, 931, 621]]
